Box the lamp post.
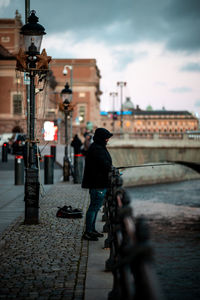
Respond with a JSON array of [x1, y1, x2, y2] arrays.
[[110, 92, 118, 132], [25, 1, 30, 141], [63, 65, 73, 156], [117, 81, 127, 131], [25, 0, 30, 23], [18, 10, 51, 224], [60, 82, 72, 181]]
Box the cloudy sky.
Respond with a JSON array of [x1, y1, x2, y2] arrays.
[[1, 0, 200, 115]]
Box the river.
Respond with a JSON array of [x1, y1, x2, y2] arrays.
[[126, 179, 200, 300]]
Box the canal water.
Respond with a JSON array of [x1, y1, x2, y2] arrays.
[[126, 179, 200, 300]]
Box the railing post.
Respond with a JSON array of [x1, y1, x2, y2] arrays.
[[2, 143, 8, 162], [50, 145, 56, 162], [103, 166, 165, 300], [44, 155, 54, 184], [73, 154, 84, 183], [15, 155, 24, 185]]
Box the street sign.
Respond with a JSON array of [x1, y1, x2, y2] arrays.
[[24, 72, 30, 85]]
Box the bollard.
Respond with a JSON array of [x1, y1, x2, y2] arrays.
[[44, 155, 54, 184], [73, 154, 84, 184], [50, 145, 56, 162], [15, 155, 24, 185], [2, 143, 8, 162]]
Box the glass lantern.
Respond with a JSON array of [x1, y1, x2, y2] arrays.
[[20, 10, 46, 55], [61, 82, 73, 103]]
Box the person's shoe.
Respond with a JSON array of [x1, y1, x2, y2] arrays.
[[82, 232, 98, 241], [92, 230, 104, 238]]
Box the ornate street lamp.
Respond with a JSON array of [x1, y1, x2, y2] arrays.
[[63, 65, 73, 152], [117, 81, 127, 132], [110, 92, 118, 132], [61, 82, 73, 181], [17, 10, 51, 224], [21, 10, 46, 66]]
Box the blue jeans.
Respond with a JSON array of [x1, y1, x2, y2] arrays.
[[85, 188, 107, 233]]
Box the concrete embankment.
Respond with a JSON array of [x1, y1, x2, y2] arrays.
[[107, 138, 200, 186], [121, 163, 200, 187]]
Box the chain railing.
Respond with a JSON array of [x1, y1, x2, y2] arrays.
[[102, 166, 165, 300]]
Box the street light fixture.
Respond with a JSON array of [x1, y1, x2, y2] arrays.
[[117, 81, 127, 131], [63, 65, 73, 77], [63, 65, 73, 141], [61, 82, 73, 181], [61, 82, 72, 104], [21, 10, 46, 62], [17, 10, 51, 224], [110, 92, 118, 132]]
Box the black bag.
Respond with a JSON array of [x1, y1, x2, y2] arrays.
[[56, 205, 83, 218]]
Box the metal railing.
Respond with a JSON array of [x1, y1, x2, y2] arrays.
[[102, 167, 165, 300], [112, 131, 190, 140]]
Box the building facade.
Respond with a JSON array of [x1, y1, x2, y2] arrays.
[[101, 109, 199, 138], [50, 58, 101, 137], [0, 11, 25, 134], [0, 12, 101, 143]]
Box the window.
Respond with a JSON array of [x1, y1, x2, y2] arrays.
[[79, 92, 86, 98], [13, 94, 22, 115], [1, 36, 10, 43], [79, 105, 86, 123], [46, 111, 56, 119]]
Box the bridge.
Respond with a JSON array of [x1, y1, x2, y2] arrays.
[[108, 134, 200, 167]]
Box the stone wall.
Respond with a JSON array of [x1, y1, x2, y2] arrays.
[[107, 138, 200, 167], [107, 140, 200, 187]]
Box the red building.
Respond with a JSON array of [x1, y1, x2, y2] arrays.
[[0, 11, 101, 143]]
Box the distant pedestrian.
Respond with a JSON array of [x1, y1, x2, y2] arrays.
[[81, 133, 92, 156], [71, 134, 84, 183], [71, 134, 82, 154], [82, 128, 113, 241]]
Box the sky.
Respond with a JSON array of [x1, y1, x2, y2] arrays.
[[0, 0, 200, 115]]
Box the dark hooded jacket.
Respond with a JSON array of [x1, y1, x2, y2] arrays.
[[81, 128, 113, 189]]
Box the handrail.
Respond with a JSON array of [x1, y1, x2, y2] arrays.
[[102, 166, 165, 300]]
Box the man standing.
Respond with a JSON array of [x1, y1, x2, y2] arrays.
[[82, 128, 113, 241], [71, 134, 83, 155]]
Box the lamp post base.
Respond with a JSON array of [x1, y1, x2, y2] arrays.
[[63, 156, 70, 181], [24, 167, 40, 224]]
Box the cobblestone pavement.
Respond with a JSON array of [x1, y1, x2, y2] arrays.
[[0, 182, 89, 300]]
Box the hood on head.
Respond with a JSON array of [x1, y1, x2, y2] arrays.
[[93, 128, 113, 145]]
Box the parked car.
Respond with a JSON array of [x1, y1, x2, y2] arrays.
[[11, 133, 27, 155]]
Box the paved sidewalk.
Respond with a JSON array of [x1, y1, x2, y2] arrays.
[[0, 152, 112, 300], [0, 145, 114, 300], [0, 182, 87, 299], [0, 154, 63, 234]]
